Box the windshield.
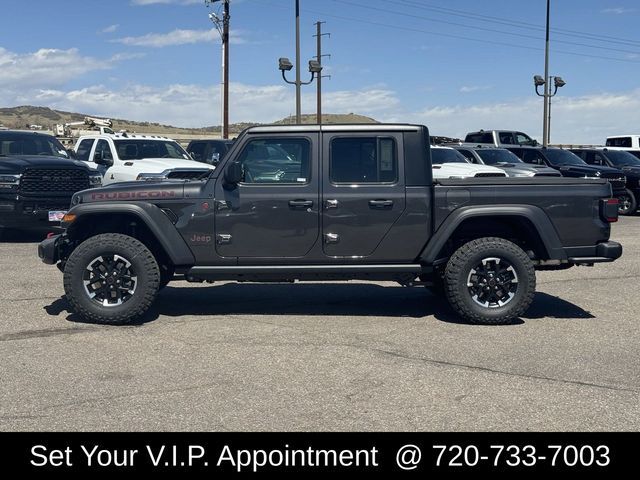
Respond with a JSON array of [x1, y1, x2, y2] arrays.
[[603, 150, 640, 167], [431, 148, 469, 164], [476, 149, 523, 165], [0, 134, 69, 158], [114, 139, 190, 161], [543, 149, 586, 166]]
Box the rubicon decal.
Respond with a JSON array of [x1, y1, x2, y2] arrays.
[[90, 191, 177, 201]]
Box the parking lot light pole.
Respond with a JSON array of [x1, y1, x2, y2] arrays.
[[546, 76, 566, 144], [534, 75, 566, 145]]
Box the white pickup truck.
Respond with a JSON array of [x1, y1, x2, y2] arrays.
[[73, 134, 214, 185]]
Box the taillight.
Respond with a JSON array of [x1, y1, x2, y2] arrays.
[[601, 198, 619, 223]]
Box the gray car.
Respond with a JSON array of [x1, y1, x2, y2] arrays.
[[452, 144, 561, 177]]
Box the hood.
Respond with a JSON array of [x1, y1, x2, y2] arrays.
[[620, 165, 640, 177], [556, 164, 623, 178], [0, 155, 91, 173], [432, 163, 506, 179], [129, 157, 214, 171], [498, 164, 561, 177], [72, 181, 186, 205]]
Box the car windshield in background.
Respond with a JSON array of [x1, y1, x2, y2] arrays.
[[0, 134, 69, 158], [544, 149, 586, 166], [114, 140, 190, 160], [476, 149, 523, 165], [604, 150, 640, 167], [431, 148, 468, 164]]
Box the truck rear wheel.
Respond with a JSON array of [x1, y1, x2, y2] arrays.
[[63, 233, 160, 324], [444, 237, 536, 325]]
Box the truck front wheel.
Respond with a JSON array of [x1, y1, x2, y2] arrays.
[[444, 237, 536, 325], [63, 233, 160, 324]]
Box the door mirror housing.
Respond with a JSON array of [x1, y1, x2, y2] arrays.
[[93, 152, 114, 167], [66, 149, 77, 159], [223, 161, 243, 186]]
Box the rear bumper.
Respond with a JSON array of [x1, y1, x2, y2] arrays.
[[566, 241, 623, 264]]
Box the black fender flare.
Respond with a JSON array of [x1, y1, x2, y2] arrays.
[[65, 202, 195, 266], [419, 205, 567, 264]]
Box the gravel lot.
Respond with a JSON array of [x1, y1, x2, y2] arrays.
[[1, 218, 638, 431]]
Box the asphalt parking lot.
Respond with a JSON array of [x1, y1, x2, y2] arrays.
[[1, 218, 639, 432]]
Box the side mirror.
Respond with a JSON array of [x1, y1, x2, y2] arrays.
[[223, 161, 243, 187], [532, 139, 539, 146], [94, 152, 114, 167], [211, 152, 221, 167], [66, 149, 77, 159]]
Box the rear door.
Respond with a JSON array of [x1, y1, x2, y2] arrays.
[[321, 132, 406, 257]]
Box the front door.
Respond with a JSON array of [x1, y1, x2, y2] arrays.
[[321, 133, 406, 257], [214, 134, 319, 258]]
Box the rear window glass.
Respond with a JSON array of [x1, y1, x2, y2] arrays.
[[465, 132, 493, 143], [606, 137, 632, 148]]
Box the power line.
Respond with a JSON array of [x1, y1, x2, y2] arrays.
[[249, 0, 640, 64], [330, 0, 640, 56], [395, 0, 640, 48]]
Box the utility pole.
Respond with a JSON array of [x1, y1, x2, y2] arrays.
[[222, 0, 229, 139], [313, 21, 330, 125], [206, 0, 230, 139], [542, 0, 550, 147]]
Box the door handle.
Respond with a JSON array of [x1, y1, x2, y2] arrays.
[[289, 199, 313, 209], [368, 199, 394, 209]]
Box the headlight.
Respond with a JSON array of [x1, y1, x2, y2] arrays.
[[0, 174, 21, 189], [513, 172, 536, 177], [88, 173, 102, 187], [136, 172, 167, 182]]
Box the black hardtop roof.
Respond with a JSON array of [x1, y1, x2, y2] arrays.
[[244, 123, 425, 134]]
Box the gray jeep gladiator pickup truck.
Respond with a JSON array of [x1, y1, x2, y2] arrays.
[[38, 124, 622, 325]]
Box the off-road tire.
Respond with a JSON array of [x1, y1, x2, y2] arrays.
[[444, 237, 536, 325], [618, 189, 637, 216], [63, 233, 160, 324]]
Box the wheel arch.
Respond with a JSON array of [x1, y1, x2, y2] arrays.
[[420, 205, 567, 264], [64, 203, 195, 267]]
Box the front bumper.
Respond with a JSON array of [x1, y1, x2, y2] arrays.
[[38, 234, 63, 265], [566, 241, 623, 264], [0, 195, 69, 230]]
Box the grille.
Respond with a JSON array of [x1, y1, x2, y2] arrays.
[[20, 168, 89, 195], [601, 174, 626, 190], [166, 170, 210, 180], [475, 172, 507, 177], [22, 201, 70, 212]]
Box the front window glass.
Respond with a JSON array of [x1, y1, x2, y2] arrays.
[[238, 138, 310, 184], [0, 134, 69, 158], [431, 148, 468, 164], [543, 149, 586, 166], [115, 140, 190, 160], [476, 149, 523, 165], [604, 150, 640, 166]]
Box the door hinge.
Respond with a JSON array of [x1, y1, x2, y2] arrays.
[[216, 234, 232, 245], [324, 233, 340, 244]]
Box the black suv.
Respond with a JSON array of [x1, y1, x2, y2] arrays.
[[0, 131, 102, 234], [186, 139, 234, 166], [569, 148, 640, 215], [506, 146, 628, 214]]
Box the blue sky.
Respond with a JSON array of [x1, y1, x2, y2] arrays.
[[1, 0, 640, 143]]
